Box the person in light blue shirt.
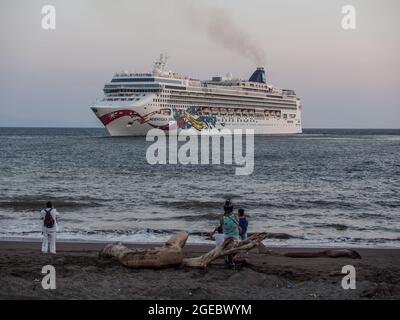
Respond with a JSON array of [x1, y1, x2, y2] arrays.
[[221, 199, 240, 267], [223, 211, 239, 239]]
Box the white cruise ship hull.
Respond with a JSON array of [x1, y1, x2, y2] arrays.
[[91, 104, 302, 136]]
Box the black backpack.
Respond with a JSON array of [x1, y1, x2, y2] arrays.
[[43, 208, 55, 228]]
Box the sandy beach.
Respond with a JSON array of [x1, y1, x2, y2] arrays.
[[0, 240, 399, 300]]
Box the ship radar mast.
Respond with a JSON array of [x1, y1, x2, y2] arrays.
[[153, 53, 169, 74]]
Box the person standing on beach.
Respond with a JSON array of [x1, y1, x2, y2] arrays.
[[238, 209, 249, 240], [40, 201, 59, 254]]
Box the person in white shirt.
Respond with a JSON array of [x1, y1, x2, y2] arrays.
[[212, 226, 225, 247], [40, 201, 59, 254]]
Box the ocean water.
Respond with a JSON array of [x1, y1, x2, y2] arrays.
[[0, 127, 399, 247]]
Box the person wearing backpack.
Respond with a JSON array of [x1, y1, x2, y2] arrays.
[[40, 201, 59, 254]]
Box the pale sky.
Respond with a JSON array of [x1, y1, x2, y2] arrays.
[[0, 0, 399, 128]]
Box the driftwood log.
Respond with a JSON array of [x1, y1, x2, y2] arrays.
[[257, 244, 361, 259], [182, 233, 268, 268], [283, 249, 362, 259], [99, 232, 267, 269], [99, 231, 188, 268], [100, 231, 362, 269]]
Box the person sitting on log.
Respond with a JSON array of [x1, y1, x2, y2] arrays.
[[211, 226, 225, 247], [222, 199, 240, 267]]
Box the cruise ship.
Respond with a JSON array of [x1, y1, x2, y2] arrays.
[[91, 55, 302, 136]]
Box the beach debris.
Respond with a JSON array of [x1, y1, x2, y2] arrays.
[[182, 233, 268, 268], [240, 232, 296, 240], [265, 232, 296, 239], [360, 283, 396, 298], [328, 271, 344, 277], [99, 231, 188, 268], [332, 224, 348, 231], [258, 247, 362, 259], [257, 242, 270, 254], [282, 249, 361, 259]]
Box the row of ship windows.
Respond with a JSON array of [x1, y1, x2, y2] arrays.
[[104, 88, 291, 104], [103, 97, 141, 101], [105, 92, 147, 96], [218, 115, 282, 120], [103, 93, 147, 100], [223, 118, 258, 123], [110, 78, 182, 84], [154, 104, 295, 112], [220, 117, 290, 122], [168, 97, 296, 107], [151, 98, 295, 108], [126, 122, 297, 128], [165, 93, 293, 102], [104, 89, 158, 93], [171, 101, 296, 109], [164, 90, 287, 101], [103, 93, 296, 112], [149, 107, 296, 120]]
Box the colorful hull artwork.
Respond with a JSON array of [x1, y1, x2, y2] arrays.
[[98, 106, 223, 132], [173, 107, 222, 130]]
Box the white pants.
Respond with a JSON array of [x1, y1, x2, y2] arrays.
[[42, 230, 56, 254]]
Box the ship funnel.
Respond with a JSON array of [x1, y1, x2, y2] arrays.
[[249, 67, 266, 83]]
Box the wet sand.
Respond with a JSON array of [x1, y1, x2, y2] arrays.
[[0, 240, 399, 300]]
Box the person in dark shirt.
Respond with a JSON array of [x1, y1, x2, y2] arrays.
[[238, 208, 248, 240]]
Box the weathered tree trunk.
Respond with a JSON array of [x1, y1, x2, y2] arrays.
[[258, 247, 361, 259], [99, 231, 189, 268], [100, 231, 361, 270], [182, 232, 268, 268]]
